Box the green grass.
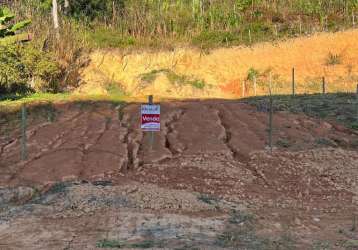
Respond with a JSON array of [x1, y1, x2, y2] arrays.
[[312, 241, 331, 250], [85, 27, 136, 49], [140, 69, 170, 84], [139, 68, 207, 90], [344, 240, 358, 249], [129, 240, 156, 248], [216, 211, 297, 249], [192, 31, 242, 48], [105, 82, 127, 99], [0, 92, 70, 104], [0, 92, 127, 111], [96, 239, 156, 249], [190, 80, 206, 89], [46, 182, 68, 195], [276, 138, 291, 148], [325, 52, 342, 66], [197, 194, 219, 205], [96, 239, 123, 248], [242, 93, 358, 130]]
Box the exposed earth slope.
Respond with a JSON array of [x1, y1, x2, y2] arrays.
[[78, 30, 358, 98], [0, 100, 357, 249]]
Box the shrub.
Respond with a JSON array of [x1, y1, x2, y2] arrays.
[[190, 79, 206, 89], [0, 44, 60, 95], [0, 45, 29, 94], [325, 52, 342, 66], [86, 27, 135, 48], [0, 6, 31, 39], [247, 68, 260, 81], [192, 31, 241, 48]]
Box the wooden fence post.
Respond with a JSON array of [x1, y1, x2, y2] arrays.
[[242, 81, 246, 97], [292, 68, 295, 96], [268, 73, 273, 153], [353, 13, 356, 27], [254, 76, 257, 96], [356, 84, 358, 123], [21, 104, 27, 161]]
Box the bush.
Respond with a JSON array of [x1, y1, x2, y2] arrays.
[[0, 44, 61, 95], [0, 45, 28, 94], [86, 28, 135, 48], [325, 52, 342, 66], [192, 31, 241, 48], [68, 0, 125, 20]]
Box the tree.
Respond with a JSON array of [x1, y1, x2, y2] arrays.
[[52, 0, 60, 39], [67, 0, 125, 20], [64, 0, 69, 14]]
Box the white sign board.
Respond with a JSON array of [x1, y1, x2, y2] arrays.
[[141, 105, 160, 131]]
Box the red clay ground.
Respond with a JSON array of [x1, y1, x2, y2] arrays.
[[0, 100, 358, 249]]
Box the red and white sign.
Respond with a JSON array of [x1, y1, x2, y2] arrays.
[[141, 105, 160, 131]]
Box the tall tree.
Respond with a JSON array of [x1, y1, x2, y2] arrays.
[[52, 0, 59, 39], [64, 0, 69, 14]]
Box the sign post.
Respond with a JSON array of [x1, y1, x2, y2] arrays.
[[141, 95, 160, 151]]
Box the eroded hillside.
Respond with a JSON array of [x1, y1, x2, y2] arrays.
[[78, 30, 358, 99]]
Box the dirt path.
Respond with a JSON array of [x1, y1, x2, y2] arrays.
[[0, 100, 357, 249]]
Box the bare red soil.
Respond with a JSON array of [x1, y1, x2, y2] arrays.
[[0, 100, 355, 186], [0, 100, 357, 249]]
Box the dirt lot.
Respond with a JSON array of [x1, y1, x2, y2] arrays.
[[0, 100, 358, 249]]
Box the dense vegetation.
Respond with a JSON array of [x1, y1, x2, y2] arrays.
[[0, 0, 358, 95], [8, 0, 358, 48]]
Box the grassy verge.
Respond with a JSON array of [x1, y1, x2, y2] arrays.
[[0, 92, 127, 111], [139, 68, 207, 90], [242, 93, 358, 130]]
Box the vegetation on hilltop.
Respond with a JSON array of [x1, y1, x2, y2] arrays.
[[0, 0, 358, 96], [7, 0, 358, 49]]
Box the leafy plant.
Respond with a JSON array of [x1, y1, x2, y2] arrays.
[[86, 27, 135, 48], [130, 240, 156, 248], [197, 193, 219, 204], [325, 52, 342, 66], [247, 68, 260, 81], [38, 0, 125, 20], [312, 240, 331, 250], [0, 44, 60, 95], [190, 80, 206, 89], [67, 0, 125, 20], [96, 239, 123, 248], [140, 69, 168, 84], [96, 239, 156, 249], [0, 7, 31, 38]]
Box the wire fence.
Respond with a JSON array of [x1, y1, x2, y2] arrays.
[[0, 75, 357, 162]]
